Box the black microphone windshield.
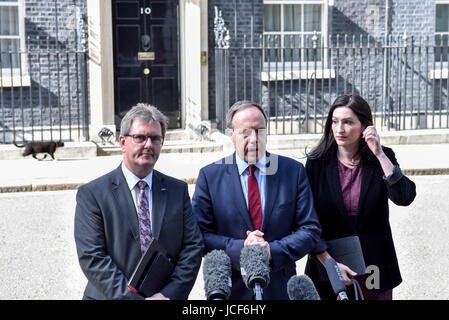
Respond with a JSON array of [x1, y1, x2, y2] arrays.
[[324, 258, 348, 300], [240, 245, 270, 290], [203, 250, 232, 300], [287, 275, 321, 300]]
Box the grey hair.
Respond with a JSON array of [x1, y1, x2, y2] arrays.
[[120, 103, 168, 138], [226, 100, 267, 129]]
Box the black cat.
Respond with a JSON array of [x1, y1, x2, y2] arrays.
[[13, 140, 65, 160]]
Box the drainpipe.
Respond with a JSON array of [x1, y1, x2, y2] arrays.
[[382, 0, 390, 125]]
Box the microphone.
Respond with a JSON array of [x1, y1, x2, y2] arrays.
[[240, 245, 270, 300], [202, 249, 232, 300], [287, 275, 321, 300], [325, 258, 349, 300]]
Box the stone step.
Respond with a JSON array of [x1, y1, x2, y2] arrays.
[[164, 129, 190, 141], [97, 139, 223, 156]]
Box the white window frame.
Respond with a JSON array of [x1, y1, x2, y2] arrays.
[[435, 1, 449, 43], [0, 0, 29, 87], [432, 1, 449, 78], [262, 0, 332, 80]]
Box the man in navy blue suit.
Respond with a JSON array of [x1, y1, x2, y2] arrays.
[[192, 101, 321, 300]]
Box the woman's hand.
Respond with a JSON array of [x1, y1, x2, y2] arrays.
[[317, 252, 357, 286], [363, 125, 395, 176], [362, 126, 383, 157], [336, 262, 358, 286]]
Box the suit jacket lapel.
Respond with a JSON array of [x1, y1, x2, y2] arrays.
[[326, 157, 348, 216], [356, 158, 375, 225], [261, 153, 280, 232], [227, 153, 254, 230], [151, 170, 167, 240], [325, 156, 355, 229], [111, 166, 140, 243]]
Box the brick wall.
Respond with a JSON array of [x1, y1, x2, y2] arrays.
[[207, 0, 442, 131], [389, 0, 434, 38], [0, 0, 88, 143], [330, 0, 437, 129], [208, 0, 264, 122]]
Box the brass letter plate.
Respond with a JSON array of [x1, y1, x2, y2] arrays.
[[138, 52, 155, 61]]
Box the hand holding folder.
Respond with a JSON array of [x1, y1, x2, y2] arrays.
[[316, 236, 367, 282], [128, 239, 175, 298]]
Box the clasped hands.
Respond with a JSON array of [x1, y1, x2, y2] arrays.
[[244, 230, 271, 260], [143, 230, 271, 300]]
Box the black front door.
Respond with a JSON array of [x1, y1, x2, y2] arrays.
[[112, 0, 180, 129]]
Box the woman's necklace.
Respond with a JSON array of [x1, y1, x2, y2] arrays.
[[337, 152, 360, 167]]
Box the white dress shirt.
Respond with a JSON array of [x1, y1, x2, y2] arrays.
[[121, 162, 153, 229], [235, 154, 267, 217]]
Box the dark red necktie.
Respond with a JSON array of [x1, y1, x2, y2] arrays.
[[248, 165, 263, 230]]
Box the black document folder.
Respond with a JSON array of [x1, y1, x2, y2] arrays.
[[128, 238, 175, 297]]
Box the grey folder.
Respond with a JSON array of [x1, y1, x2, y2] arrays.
[[317, 236, 367, 281]]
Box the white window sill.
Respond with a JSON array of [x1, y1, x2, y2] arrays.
[[430, 69, 449, 79], [0, 76, 31, 87], [261, 68, 335, 81]]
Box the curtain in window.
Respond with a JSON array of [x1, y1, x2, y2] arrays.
[[264, 4, 280, 32], [436, 4, 449, 62], [284, 5, 301, 32], [0, 5, 20, 69], [304, 4, 321, 32], [436, 4, 449, 32], [263, 2, 322, 62]]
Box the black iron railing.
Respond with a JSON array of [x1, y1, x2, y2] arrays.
[[215, 33, 449, 134]]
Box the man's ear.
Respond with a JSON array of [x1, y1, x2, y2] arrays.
[[119, 135, 126, 152], [227, 128, 233, 137]]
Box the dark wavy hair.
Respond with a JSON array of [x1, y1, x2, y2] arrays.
[[306, 94, 374, 160]]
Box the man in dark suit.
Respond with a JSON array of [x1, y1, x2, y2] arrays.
[[74, 103, 203, 300], [192, 101, 321, 300]]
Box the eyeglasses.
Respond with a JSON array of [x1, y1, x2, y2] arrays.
[[125, 134, 164, 145], [233, 128, 267, 139]]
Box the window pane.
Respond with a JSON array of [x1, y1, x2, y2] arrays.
[[284, 4, 301, 32], [436, 4, 449, 32], [435, 34, 448, 62], [0, 39, 20, 68], [117, 26, 139, 65], [304, 34, 321, 62], [264, 4, 281, 32], [264, 35, 281, 62], [284, 35, 301, 62], [304, 4, 321, 32], [0, 6, 19, 36], [116, 2, 139, 19]]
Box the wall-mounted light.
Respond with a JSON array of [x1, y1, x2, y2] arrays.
[[201, 51, 207, 65]]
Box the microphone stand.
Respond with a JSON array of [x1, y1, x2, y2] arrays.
[[337, 291, 349, 300], [253, 283, 263, 300], [208, 289, 227, 301]]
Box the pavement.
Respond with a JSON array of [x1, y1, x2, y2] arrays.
[[0, 130, 448, 301], [1, 129, 449, 193]]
